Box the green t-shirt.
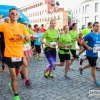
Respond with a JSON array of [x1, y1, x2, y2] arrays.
[[58, 33, 71, 54], [43, 29, 58, 47], [24, 28, 34, 45], [69, 30, 78, 50], [81, 28, 91, 36]]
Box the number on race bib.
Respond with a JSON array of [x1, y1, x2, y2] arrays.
[[11, 57, 22, 62]]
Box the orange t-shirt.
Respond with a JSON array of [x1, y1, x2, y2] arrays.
[[0, 23, 29, 57]]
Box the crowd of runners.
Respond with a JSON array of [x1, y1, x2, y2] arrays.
[[0, 8, 100, 100]]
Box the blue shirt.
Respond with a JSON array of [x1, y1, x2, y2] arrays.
[[34, 32, 43, 45], [84, 32, 100, 57]]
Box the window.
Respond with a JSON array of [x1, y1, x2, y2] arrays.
[[82, 17, 84, 25], [82, 6, 84, 14], [72, 12, 73, 18], [85, 5, 89, 14], [58, 15, 60, 20], [95, 3, 98, 12], [85, 17, 89, 25], [79, 8, 80, 15], [76, 19, 78, 23], [95, 15, 98, 21], [76, 10, 77, 14]]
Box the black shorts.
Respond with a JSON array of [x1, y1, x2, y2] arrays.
[[35, 45, 41, 53], [5, 57, 23, 69], [70, 50, 77, 58], [58, 53, 70, 62], [87, 56, 98, 67], [31, 41, 34, 46]]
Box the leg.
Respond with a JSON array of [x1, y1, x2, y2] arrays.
[[55, 53, 65, 67], [65, 60, 71, 76], [70, 50, 77, 66], [77, 46, 85, 56], [44, 49, 56, 78], [22, 56, 29, 80], [9, 68, 18, 94], [91, 66, 96, 82]]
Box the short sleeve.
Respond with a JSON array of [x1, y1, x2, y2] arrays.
[[84, 33, 90, 41], [43, 30, 48, 38], [0, 23, 4, 32], [22, 25, 29, 36]]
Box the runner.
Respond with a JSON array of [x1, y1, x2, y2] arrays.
[[20, 22, 37, 86], [69, 23, 79, 68], [0, 17, 10, 72], [79, 22, 100, 86], [0, 8, 30, 100], [34, 27, 43, 60], [77, 32, 83, 51], [40, 24, 46, 50], [78, 22, 92, 65], [55, 25, 72, 78], [40, 20, 58, 78]]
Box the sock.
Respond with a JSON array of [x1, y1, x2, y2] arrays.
[[49, 67, 53, 73], [16, 69, 20, 77], [46, 64, 50, 72], [15, 93, 18, 96]]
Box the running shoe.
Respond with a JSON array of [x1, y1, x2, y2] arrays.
[[14, 96, 20, 100], [96, 67, 100, 71], [95, 81, 100, 86], [2, 66, 6, 72], [80, 58, 83, 65], [64, 74, 70, 79], [79, 67, 83, 75], [53, 66, 56, 70], [20, 71, 24, 79], [44, 71, 49, 78], [9, 82, 14, 93], [34, 55, 37, 59], [76, 55, 80, 61], [38, 57, 42, 61], [25, 80, 31, 87], [49, 72, 54, 78]]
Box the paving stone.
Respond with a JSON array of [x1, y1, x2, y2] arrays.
[[0, 52, 100, 100]]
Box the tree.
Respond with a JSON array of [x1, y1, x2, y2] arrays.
[[67, 9, 72, 26]]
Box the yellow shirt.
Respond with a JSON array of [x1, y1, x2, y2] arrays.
[[0, 23, 29, 57]]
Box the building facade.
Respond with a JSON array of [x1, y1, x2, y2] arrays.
[[71, 0, 100, 29], [20, 0, 68, 29]]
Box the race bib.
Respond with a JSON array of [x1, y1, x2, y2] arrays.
[[93, 46, 98, 53], [24, 44, 31, 51], [11, 57, 22, 62], [50, 42, 57, 45], [65, 47, 69, 50]]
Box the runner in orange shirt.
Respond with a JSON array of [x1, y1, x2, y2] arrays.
[[0, 8, 30, 100]]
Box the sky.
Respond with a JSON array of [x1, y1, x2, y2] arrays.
[[0, 0, 85, 10]]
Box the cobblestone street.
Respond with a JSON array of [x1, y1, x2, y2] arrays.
[[0, 52, 100, 100]]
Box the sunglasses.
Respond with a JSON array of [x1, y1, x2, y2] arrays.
[[10, 12, 18, 16]]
